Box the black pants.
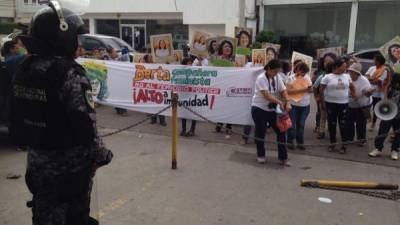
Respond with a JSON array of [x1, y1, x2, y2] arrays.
[[325, 102, 349, 144], [372, 97, 381, 124], [347, 106, 369, 142], [181, 119, 196, 132], [151, 115, 166, 124], [243, 125, 252, 141], [216, 123, 232, 132], [26, 167, 93, 225], [251, 106, 287, 160], [374, 118, 400, 152], [315, 102, 321, 129]]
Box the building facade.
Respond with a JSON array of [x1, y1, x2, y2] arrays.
[[11, 0, 400, 57], [0, 0, 15, 23]]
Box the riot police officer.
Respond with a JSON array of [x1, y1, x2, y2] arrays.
[[10, 1, 113, 224]]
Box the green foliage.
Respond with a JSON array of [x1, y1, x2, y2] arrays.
[[253, 30, 279, 49]]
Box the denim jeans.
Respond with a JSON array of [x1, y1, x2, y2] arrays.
[[325, 102, 349, 144], [374, 118, 400, 152], [251, 106, 287, 160], [372, 97, 381, 124], [288, 105, 310, 145], [347, 106, 370, 142]]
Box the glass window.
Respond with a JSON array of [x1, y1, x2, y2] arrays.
[[355, 1, 400, 51], [81, 37, 104, 51], [264, 3, 351, 59], [95, 20, 120, 38], [146, 20, 188, 50], [121, 20, 145, 25]]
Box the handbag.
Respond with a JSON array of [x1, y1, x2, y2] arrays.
[[277, 114, 292, 133]]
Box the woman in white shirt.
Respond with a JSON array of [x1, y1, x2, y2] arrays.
[[320, 58, 356, 153], [251, 59, 292, 166], [346, 63, 374, 146], [285, 62, 313, 150]]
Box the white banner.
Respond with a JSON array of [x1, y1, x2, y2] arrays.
[[78, 58, 263, 125]]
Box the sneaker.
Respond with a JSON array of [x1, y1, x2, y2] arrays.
[[368, 149, 382, 157], [391, 151, 399, 160], [257, 157, 266, 164], [280, 160, 291, 167]]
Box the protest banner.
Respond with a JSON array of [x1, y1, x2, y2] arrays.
[[78, 58, 263, 125]]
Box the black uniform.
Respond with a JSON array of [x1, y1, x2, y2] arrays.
[[10, 3, 112, 225]]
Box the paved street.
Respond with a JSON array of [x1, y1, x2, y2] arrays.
[[1, 103, 400, 225]]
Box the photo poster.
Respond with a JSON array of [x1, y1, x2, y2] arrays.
[[235, 27, 253, 57], [379, 36, 400, 71], [133, 53, 146, 63], [150, 34, 174, 64], [235, 54, 247, 67], [252, 49, 267, 67], [262, 42, 281, 62], [206, 37, 219, 57], [171, 50, 184, 65], [291, 51, 313, 71], [316, 47, 343, 60], [191, 31, 211, 57], [209, 36, 238, 67]]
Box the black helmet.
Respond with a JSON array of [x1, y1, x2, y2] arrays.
[[21, 2, 87, 58]]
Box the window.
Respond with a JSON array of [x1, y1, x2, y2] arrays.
[[81, 38, 104, 51], [354, 1, 400, 51], [95, 20, 120, 38], [264, 3, 351, 59]]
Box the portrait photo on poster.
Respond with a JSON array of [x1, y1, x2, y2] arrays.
[[235, 27, 253, 56], [171, 50, 184, 65], [380, 36, 400, 69], [262, 42, 281, 59], [316, 47, 343, 60], [150, 34, 174, 63], [291, 51, 313, 71], [235, 54, 247, 67], [209, 36, 238, 67], [206, 37, 219, 57], [252, 49, 267, 67], [191, 31, 211, 57], [133, 53, 146, 63]]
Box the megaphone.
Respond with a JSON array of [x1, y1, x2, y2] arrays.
[[375, 99, 398, 121]]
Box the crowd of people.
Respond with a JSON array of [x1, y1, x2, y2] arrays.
[[2, 34, 400, 165]]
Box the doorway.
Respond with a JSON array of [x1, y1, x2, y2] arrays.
[[120, 24, 146, 51]]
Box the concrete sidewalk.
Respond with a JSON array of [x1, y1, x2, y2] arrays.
[[1, 130, 400, 225]]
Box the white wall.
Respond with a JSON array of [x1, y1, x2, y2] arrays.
[[0, 0, 15, 18]]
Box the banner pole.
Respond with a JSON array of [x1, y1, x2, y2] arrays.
[[171, 92, 178, 170]]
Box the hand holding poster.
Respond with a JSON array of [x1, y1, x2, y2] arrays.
[[235, 27, 253, 56], [150, 34, 174, 64], [291, 51, 313, 71], [379, 36, 400, 68], [235, 55, 246, 67]]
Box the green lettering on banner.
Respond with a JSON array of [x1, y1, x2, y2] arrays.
[[171, 68, 218, 87]]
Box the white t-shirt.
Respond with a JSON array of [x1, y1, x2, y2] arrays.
[[365, 66, 387, 98], [252, 73, 286, 111], [193, 58, 209, 66], [349, 75, 372, 108], [286, 74, 312, 107], [193, 42, 206, 52], [321, 73, 352, 104]]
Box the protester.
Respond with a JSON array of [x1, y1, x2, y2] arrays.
[[286, 62, 312, 150], [251, 59, 291, 166], [346, 63, 373, 146], [320, 58, 356, 153], [193, 54, 209, 66], [179, 57, 198, 136], [1, 40, 26, 80], [313, 53, 337, 139], [366, 54, 388, 131], [369, 68, 400, 160], [119, 47, 130, 62]]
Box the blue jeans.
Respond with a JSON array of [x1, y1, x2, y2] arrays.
[[374, 118, 400, 152], [251, 106, 288, 160], [288, 105, 310, 145]]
